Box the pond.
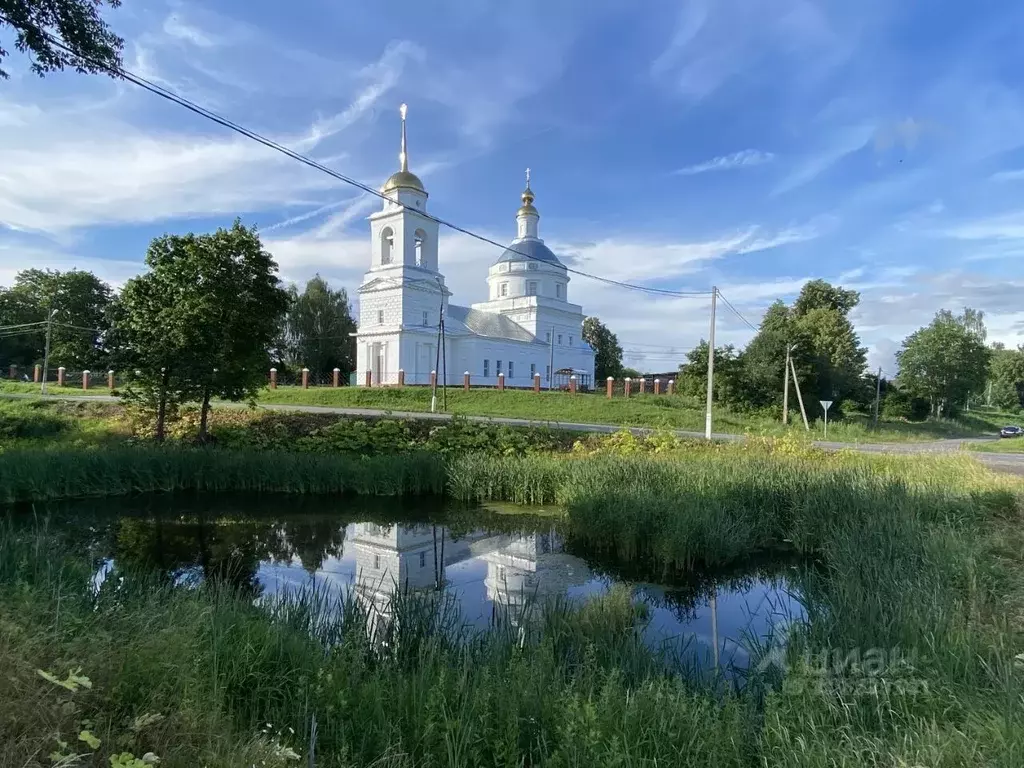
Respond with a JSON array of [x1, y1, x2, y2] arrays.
[[10, 493, 806, 676]]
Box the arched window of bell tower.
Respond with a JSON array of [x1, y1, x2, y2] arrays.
[[381, 227, 394, 265]]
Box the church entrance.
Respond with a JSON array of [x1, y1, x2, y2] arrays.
[[371, 342, 386, 385]]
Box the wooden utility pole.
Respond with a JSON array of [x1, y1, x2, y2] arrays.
[[704, 287, 717, 440], [872, 367, 882, 427], [789, 356, 809, 430], [782, 344, 792, 424]]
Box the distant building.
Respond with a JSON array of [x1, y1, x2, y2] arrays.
[[355, 106, 595, 387]]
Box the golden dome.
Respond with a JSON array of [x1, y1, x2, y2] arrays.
[[382, 170, 426, 193]]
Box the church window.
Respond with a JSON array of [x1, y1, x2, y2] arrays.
[[419, 551, 426, 568], [380, 227, 394, 265], [530, 363, 536, 378], [528, 262, 538, 270], [545, 331, 551, 343], [500, 263, 509, 272], [526, 281, 537, 296], [509, 361, 514, 378], [497, 360, 503, 376], [569, 336, 573, 346], [558, 334, 563, 345], [500, 282, 508, 297], [378, 310, 385, 325], [415, 229, 426, 267], [374, 554, 381, 570], [546, 364, 551, 382], [484, 360, 490, 377], [556, 284, 563, 298], [422, 311, 429, 326]]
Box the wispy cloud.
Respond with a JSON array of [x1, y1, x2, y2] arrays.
[[990, 168, 1024, 182], [736, 220, 823, 253], [940, 211, 1024, 241], [773, 123, 875, 195], [673, 149, 775, 176]]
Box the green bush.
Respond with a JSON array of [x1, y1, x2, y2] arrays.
[[0, 400, 69, 440], [881, 388, 930, 421]]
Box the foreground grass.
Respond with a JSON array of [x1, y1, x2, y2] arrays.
[[2, 442, 1023, 765]]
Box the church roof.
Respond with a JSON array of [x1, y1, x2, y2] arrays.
[[494, 238, 564, 267], [446, 305, 539, 343]]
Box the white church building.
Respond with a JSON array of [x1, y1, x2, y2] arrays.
[[355, 106, 595, 389]]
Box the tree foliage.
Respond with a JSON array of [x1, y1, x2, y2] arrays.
[[0, 0, 124, 79], [0, 268, 112, 370], [677, 341, 744, 405], [284, 276, 356, 381], [110, 221, 290, 440], [896, 307, 990, 417], [988, 345, 1024, 412], [582, 317, 623, 381]]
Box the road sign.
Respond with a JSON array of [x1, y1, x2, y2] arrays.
[[820, 400, 834, 438]]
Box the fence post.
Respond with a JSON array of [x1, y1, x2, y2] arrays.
[[364, 370, 372, 387], [397, 369, 405, 387], [533, 373, 541, 393], [8, 364, 16, 380], [463, 371, 470, 392], [624, 377, 631, 398], [639, 378, 646, 395], [497, 373, 505, 391], [269, 368, 278, 389], [108, 370, 115, 391], [654, 378, 661, 395], [301, 368, 309, 389], [667, 379, 674, 396], [56, 367, 65, 387], [33, 364, 41, 383], [430, 370, 437, 389], [606, 376, 614, 399], [333, 368, 341, 388], [82, 370, 90, 390], [569, 375, 577, 395]]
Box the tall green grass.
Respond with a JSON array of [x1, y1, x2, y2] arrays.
[[2, 444, 1023, 765], [0, 523, 753, 767]]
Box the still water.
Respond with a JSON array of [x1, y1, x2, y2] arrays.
[[18, 494, 805, 673]]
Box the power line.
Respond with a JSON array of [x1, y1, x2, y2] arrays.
[[715, 290, 759, 333], [0, 13, 714, 302], [0, 321, 48, 332]]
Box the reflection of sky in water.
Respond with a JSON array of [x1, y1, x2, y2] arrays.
[[252, 523, 803, 671], [81, 508, 803, 673]]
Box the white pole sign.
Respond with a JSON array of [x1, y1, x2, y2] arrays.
[[820, 400, 833, 439]]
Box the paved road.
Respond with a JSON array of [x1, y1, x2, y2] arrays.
[[5, 392, 1023, 474]]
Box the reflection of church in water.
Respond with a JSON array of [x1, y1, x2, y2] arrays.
[[348, 522, 592, 625]]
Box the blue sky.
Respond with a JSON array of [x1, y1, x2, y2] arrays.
[[2, 0, 1023, 373]]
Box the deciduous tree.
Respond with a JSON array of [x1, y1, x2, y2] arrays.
[[582, 316, 624, 381], [0, 0, 124, 79], [896, 307, 990, 417], [284, 276, 356, 382]]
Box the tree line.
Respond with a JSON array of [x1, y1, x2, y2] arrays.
[[0, 222, 356, 438]]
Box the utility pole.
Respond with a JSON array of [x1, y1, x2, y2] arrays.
[[782, 344, 793, 425], [872, 366, 882, 427], [704, 287, 717, 440], [432, 277, 447, 412], [789, 356, 810, 430], [40, 308, 58, 395], [548, 325, 555, 391], [440, 304, 447, 411]]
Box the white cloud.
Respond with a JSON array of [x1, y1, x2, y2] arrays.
[[773, 122, 875, 195], [673, 150, 775, 176], [991, 168, 1024, 182], [940, 211, 1024, 241]]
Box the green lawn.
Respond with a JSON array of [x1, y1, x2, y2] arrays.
[[3, 378, 1015, 443]]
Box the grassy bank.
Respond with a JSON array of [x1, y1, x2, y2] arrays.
[[2, 442, 1023, 765], [4, 380, 1014, 442]]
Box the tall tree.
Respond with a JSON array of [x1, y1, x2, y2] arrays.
[[285, 276, 356, 381], [0, 0, 124, 79], [0, 268, 112, 370], [582, 316, 623, 381], [988, 345, 1024, 411], [110, 221, 290, 440], [678, 341, 744, 405], [896, 308, 990, 417]]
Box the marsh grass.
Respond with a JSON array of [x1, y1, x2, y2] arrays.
[[2, 442, 1023, 765]]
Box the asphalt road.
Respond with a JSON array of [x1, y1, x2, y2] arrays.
[[5, 392, 1023, 475]]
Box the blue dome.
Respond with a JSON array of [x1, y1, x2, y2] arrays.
[[495, 238, 563, 266]]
